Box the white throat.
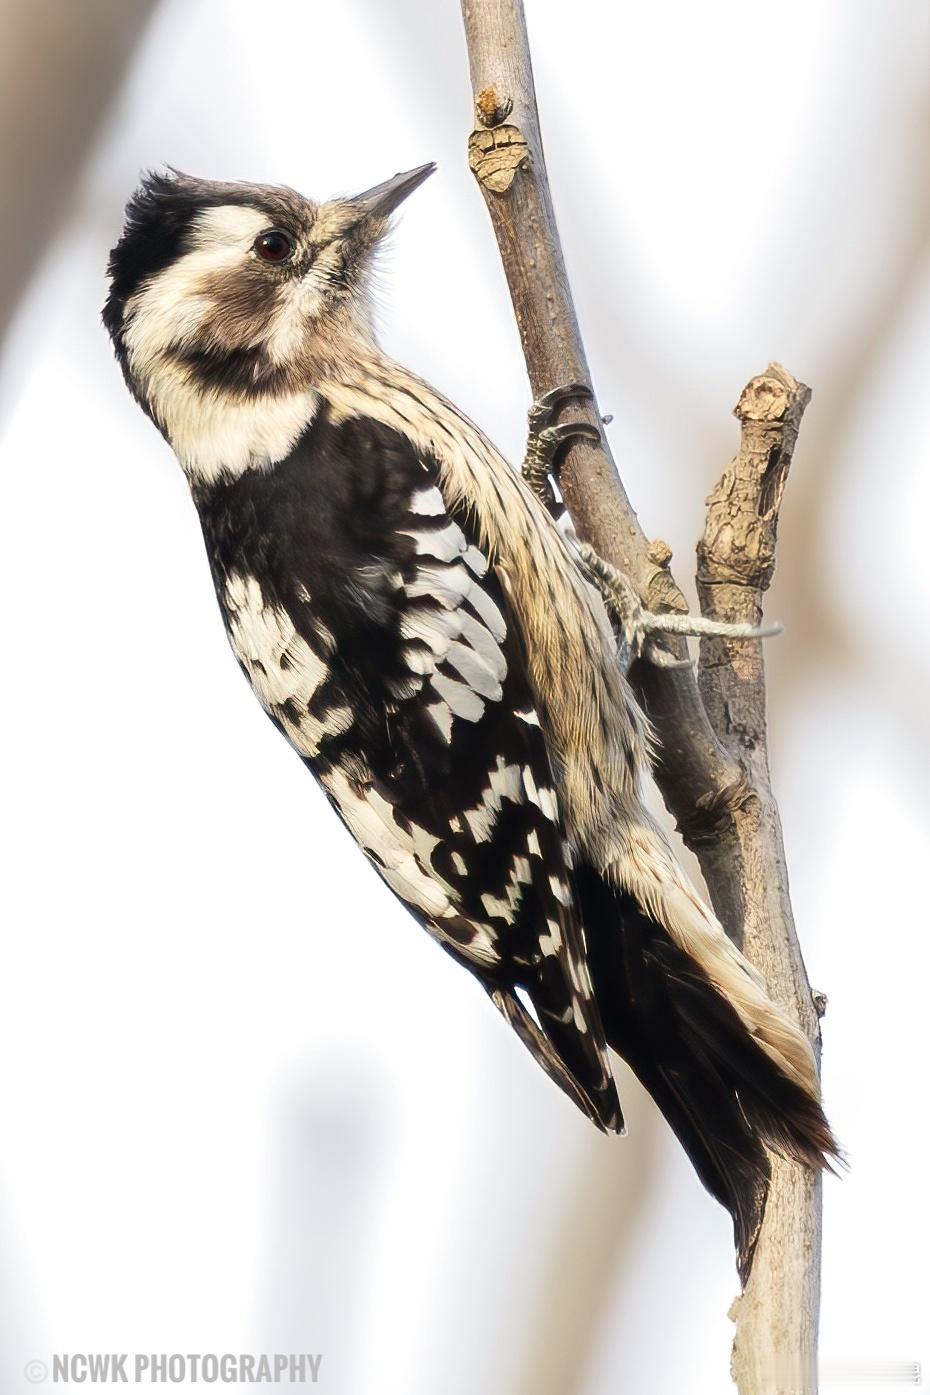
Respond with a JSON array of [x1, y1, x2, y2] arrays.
[[140, 358, 321, 487]]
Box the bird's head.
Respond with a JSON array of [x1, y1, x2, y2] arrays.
[[103, 164, 434, 404]]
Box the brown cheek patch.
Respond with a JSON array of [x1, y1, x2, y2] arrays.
[[202, 267, 279, 349]]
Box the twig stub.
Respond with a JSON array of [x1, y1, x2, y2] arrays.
[[698, 364, 811, 594]]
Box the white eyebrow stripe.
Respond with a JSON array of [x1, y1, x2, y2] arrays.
[[192, 204, 270, 246]]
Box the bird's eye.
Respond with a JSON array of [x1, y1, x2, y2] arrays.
[[253, 229, 295, 263]]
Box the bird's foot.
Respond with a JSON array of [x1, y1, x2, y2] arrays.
[[522, 382, 601, 516], [575, 541, 782, 669], [523, 386, 780, 668]]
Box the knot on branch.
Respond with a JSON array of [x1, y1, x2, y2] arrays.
[[645, 566, 689, 617], [697, 364, 811, 596], [475, 86, 513, 128], [676, 770, 757, 847], [634, 539, 685, 615], [648, 538, 673, 569], [468, 123, 528, 193], [735, 370, 794, 428]]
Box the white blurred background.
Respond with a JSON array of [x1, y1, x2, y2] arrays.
[[0, 1, 927, 1391]]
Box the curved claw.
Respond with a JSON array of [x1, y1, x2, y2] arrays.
[[527, 382, 595, 436], [531, 381, 593, 415], [525, 422, 601, 497], [524, 391, 602, 514], [537, 421, 602, 451], [572, 538, 781, 674]]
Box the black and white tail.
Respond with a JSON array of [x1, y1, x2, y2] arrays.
[[575, 863, 838, 1282]]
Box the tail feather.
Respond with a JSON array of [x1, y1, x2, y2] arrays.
[[576, 865, 838, 1282], [488, 986, 626, 1135], [615, 823, 823, 1099]]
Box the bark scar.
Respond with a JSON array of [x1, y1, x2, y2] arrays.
[[468, 124, 528, 193]]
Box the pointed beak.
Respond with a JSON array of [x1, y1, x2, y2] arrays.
[[349, 162, 436, 221]]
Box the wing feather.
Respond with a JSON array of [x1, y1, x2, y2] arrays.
[[207, 409, 621, 1130], [318, 471, 622, 1130]]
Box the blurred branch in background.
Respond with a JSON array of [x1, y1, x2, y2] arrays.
[[460, 2, 826, 1390], [776, 162, 930, 718], [512, 1080, 657, 1395], [0, 0, 159, 341]]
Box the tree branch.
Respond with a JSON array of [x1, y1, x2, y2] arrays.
[[697, 367, 823, 1394], [460, 4, 825, 1390], [460, 0, 752, 884]]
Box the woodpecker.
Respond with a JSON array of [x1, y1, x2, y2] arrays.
[[104, 165, 837, 1280]]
